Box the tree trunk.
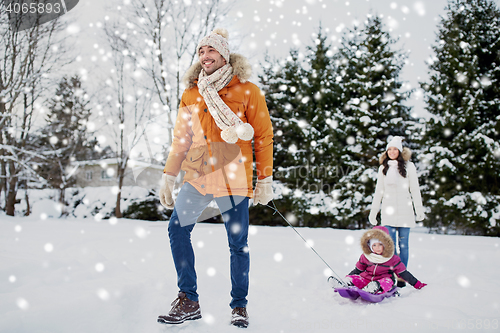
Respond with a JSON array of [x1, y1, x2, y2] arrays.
[[0, 159, 5, 211], [59, 187, 66, 216], [0, 133, 6, 211], [24, 187, 30, 216], [5, 161, 18, 216], [115, 167, 125, 218]]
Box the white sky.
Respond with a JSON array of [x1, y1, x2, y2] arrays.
[[228, 0, 500, 118]]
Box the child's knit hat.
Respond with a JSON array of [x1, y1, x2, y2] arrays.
[[368, 238, 382, 252]]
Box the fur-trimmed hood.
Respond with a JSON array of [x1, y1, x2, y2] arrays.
[[379, 147, 412, 165], [182, 53, 252, 90], [360, 227, 395, 258]]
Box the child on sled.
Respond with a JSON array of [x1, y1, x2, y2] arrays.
[[343, 226, 427, 294]]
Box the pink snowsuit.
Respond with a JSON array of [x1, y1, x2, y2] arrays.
[[346, 254, 408, 293], [346, 226, 420, 293]]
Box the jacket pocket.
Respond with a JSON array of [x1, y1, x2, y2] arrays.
[[182, 146, 209, 180], [208, 142, 242, 172]]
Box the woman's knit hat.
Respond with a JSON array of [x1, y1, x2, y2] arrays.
[[197, 28, 230, 63], [386, 136, 404, 152]]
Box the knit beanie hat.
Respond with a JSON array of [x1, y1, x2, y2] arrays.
[[197, 28, 230, 63], [386, 136, 404, 152], [368, 238, 383, 252], [369, 226, 389, 253], [373, 225, 390, 235]]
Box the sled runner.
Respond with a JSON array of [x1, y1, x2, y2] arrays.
[[334, 286, 399, 303]]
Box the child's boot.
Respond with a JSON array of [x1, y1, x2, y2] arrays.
[[362, 281, 381, 294]]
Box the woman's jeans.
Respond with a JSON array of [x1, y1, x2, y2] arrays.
[[168, 182, 249, 309], [384, 226, 410, 268]]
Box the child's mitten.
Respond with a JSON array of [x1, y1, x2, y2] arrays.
[[415, 281, 427, 289]]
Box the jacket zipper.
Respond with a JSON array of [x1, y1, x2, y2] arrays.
[[372, 264, 378, 281]]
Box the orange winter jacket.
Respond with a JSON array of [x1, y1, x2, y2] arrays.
[[163, 54, 274, 198]]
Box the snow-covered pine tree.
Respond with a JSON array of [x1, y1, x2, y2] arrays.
[[333, 15, 416, 228], [420, 0, 500, 236], [38, 76, 96, 211], [260, 49, 306, 188], [259, 29, 342, 227], [304, 30, 344, 196], [258, 50, 310, 226]]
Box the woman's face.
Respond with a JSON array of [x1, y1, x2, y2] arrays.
[[387, 147, 400, 160]]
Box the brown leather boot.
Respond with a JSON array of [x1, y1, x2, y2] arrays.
[[157, 292, 201, 324], [231, 307, 249, 328]]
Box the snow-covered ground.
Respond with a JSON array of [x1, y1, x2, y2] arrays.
[[1, 214, 499, 333]]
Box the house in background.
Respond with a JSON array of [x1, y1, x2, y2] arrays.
[[72, 158, 222, 223], [73, 158, 164, 189]]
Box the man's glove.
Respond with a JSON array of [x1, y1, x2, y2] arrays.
[[253, 176, 273, 206], [159, 174, 176, 209]]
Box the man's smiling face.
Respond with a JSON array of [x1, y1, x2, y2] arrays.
[[198, 45, 227, 75]]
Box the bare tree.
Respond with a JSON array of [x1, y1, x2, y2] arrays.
[[100, 23, 154, 218], [0, 13, 70, 216], [97, 0, 234, 218], [104, 0, 234, 144]]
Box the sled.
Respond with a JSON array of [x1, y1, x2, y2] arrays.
[[334, 286, 399, 303]]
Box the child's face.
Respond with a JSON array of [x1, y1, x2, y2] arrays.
[[372, 243, 384, 255]]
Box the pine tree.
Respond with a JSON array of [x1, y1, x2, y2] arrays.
[[38, 76, 95, 210], [333, 15, 416, 228], [258, 49, 312, 226], [421, 0, 500, 236], [258, 29, 342, 227], [260, 49, 307, 189]]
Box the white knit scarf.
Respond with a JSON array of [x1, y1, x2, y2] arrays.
[[386, 160, 399, 185], [364, 253, 392, 264], [197, 64, 254, 144]]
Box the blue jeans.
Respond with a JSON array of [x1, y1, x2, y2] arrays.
[[168, 183, 250, 309], [384, 226, 410, 268]]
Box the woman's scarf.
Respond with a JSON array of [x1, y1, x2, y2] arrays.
[[385, 160, 399, 185]]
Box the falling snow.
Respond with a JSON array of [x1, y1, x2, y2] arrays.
[[1, 0, 499, 331]]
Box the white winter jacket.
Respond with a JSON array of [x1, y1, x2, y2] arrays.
[[369, 149, 424, 228]]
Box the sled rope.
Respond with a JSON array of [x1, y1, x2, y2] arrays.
[[265, 201, 348, 287]]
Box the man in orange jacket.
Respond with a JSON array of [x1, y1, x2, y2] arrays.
[[157, 28, 274, 328]]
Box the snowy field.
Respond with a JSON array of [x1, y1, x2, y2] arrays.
[[1, 215, 499, 333]]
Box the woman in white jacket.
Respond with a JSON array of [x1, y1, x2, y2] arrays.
[[369, 136, 425, 272]]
